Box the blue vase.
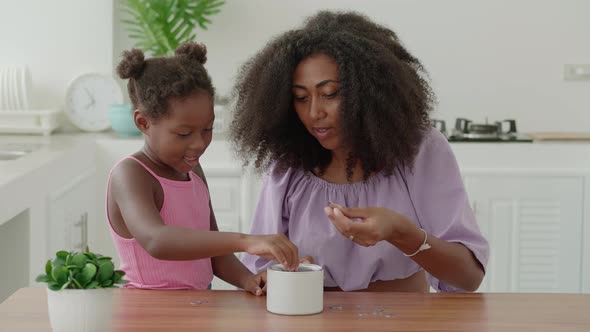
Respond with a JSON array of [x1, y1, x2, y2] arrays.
[[108, 104, 141, 136]]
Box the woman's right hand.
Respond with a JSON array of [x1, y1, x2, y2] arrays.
[[244, 234, 299, 271]]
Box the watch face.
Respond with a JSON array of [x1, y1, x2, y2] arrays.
[[65, 73, 123, 132]]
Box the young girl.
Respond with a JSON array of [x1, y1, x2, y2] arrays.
[[108, 42, 299, 295]]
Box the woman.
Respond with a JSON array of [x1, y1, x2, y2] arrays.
[[230, 11, 488, 292]]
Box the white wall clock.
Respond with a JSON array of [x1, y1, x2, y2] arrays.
[[65, 73, 123, 132]]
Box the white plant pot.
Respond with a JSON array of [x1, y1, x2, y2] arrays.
[[46, 288, 114, 332], [266, 263, 324, 315]]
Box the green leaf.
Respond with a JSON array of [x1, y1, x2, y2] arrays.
[[113, 270, 125, 283], [51, 265, 68, 286], [45, 259, 52, 276], [85, 280, 100, 289], [35, 274, 52, 283], [102, 279, 113, 287], [60, 280, 72, 290], [52, 256, 66, 268], [65, 265, 82, 272], [71, 277, 83, 289], [76, 263, 98, 286], [71, 253, 87, 268], [48, 283, 61, 291], [65, 253, 73, 266], [56, 251, 69, 259], [97, 261, 114, 282], [96, 257, 113, 266]]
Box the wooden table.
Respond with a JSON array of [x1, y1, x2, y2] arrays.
[[1, 288, 590, 331]]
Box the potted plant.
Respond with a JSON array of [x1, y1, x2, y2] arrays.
[[120, 0, 225, 57], [36, 247, 127, 332]]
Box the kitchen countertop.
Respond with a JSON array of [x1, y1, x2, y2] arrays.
[[450, 141, 590, 170], [0, 133, 100, 188]]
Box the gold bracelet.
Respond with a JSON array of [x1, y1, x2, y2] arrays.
[[403, 228, 432, 257]]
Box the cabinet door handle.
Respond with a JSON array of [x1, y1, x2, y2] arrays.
[[82, 212, 88, 250], [73, 212, 88, 250]]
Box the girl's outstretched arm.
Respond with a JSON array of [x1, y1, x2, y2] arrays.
[[194, 165, 268, 295], [109, 160, 299, 270]]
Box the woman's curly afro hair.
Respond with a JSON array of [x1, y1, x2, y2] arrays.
[[230, 11, 435, 180], [116, 41, 215, 120]]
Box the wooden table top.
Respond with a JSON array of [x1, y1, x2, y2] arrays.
[[1, 287, 590, 331]]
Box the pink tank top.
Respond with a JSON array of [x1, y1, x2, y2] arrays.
[[106, 156, 213, 289]]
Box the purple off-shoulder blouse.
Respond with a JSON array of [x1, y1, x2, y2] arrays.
[[241, 128, 489, 292]]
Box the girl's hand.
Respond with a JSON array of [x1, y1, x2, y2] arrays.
[[241, 271, 267, 296], [324, 203, 415, 247], [240, 256, 312, 296], [244, 234, 299, 271]]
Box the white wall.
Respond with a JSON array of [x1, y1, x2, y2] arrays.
[[0, 0, 114, 129], [115, 0, 590, 133]]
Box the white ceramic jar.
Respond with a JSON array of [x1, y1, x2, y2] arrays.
[[266, 263, 324, 315]]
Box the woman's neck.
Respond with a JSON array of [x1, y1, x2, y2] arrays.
[[316, 150, 366, 184]]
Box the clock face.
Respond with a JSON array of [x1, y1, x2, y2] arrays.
[[65, 73, 123, 132]]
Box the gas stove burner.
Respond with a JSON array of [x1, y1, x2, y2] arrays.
[[460, 132, 503, 140], [432, 118, 533, 142]]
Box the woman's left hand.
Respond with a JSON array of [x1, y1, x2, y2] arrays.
[[241, 271, 267, 296], [324, 203, 414, 247]]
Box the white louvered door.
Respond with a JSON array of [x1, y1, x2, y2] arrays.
[[464, 175, 584, 293]]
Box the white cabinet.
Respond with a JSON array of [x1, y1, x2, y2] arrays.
[[48, 168, 96, 255], [205, 169, 262, 290], [206, 170, 242, 291], [207, 173, 242, 233], [465, 174, 584, 293]]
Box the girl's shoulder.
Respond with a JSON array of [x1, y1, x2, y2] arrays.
[[109, 155, 159, 192], [111, 155, 150, 177]]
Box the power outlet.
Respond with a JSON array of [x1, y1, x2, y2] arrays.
[[563, 64, 590, 81]]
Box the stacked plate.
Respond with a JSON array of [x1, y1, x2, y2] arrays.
[[0, 65, 31, 111], [0, 65, 61, 135]]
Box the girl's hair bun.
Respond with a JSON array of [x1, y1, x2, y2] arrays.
[[175, 41, 207, 64], [117, 48, 145, 79]]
